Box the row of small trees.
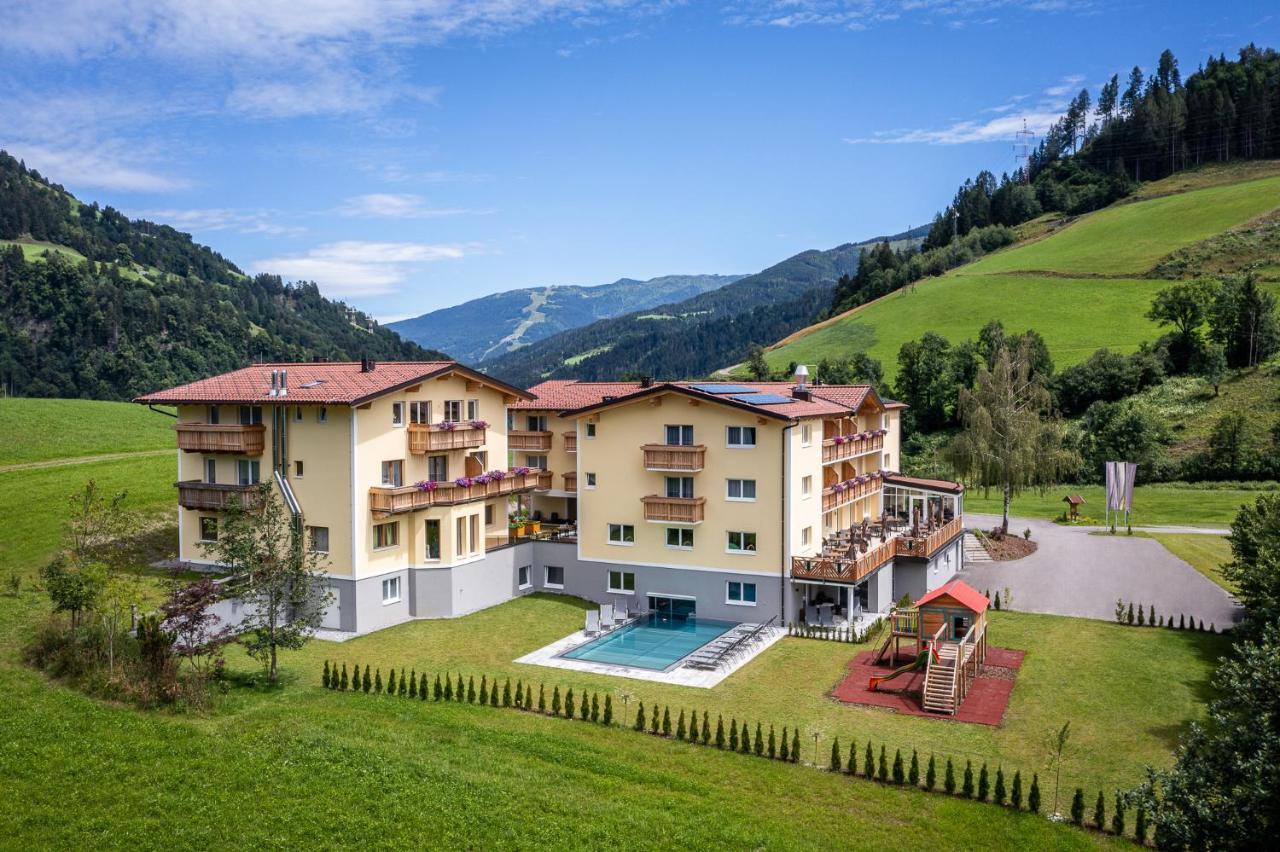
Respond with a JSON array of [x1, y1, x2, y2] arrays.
[[1113, 600, 1218, 632], [321, 662, 1154, 841]]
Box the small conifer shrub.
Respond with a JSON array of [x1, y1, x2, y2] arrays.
[[978, 763, 989, 801], [729, 719, 738, 751], [564, 688, 574, 719], [589, 693, 598, 722], [1011, 770, 1023, 809], [1111, 792, 1125, 836], [650, 707, 659, 735], [439, 674, 448, 701], [455, 673, 464, 702], [908, 750, 920, 786], [715, 715, 725, 749], [925, 754, 937, 791], [490, 681, 499, 707], [892, 749, 904, 785], [478, 675, 487, 705], [754, 722, 764, 756], [1028, 773, 1041, 814], [603, 695, 613, 725], [515, 679, 523, 709], [676, 710, 686, 741], [780, 727, 790, 761], [340, 663, 349, 691], [634, 701, 645, 732], [847, 740, 858, 775], [1135, 806, 1147, 844], [1070, 788, 1084, 825], [551, 686, 561, 716], [408, 670, 417, 699], [864, 742, 875, 778], [538, 684, 546, 713], [399, 668, 407, 697], [374, 668, 383, 694], [994, 766, 1006, 805], [503, 679, 512, 707], [829, 737, 841, 772], [467, 675, 476, 704], [1094, 790, 1106, 830], [525, 684, 533, 709], [791, 728, 800, 763], [322, 660, 331, 689], [944, 758, 956, 794], [701, 712, 710, 745], [739, 727, 750, 755], [878, 745, 888, 782], [962, 760, 974, 798]]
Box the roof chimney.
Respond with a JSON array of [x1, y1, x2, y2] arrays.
[[360, 355, 373, 373], [640, 376, 653, 388], [279, 369, 288, 397], [792, 364, 811, 401], [268, 370, 279, 397]]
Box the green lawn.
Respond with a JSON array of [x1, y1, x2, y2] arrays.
[[766, 274, 1167, 382], [0, 237, 88, 264], [963, 484, 1274, 528], [0, 398, 175, 466], [965, 173, 1280, 277], [1144, 533, 1236, 594]]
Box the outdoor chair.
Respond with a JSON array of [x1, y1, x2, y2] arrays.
[[805, 604, 818, 624], [600, 603, 615, 628], [584, 610, 600, 636]]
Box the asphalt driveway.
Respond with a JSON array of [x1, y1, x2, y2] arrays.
[[958, 513, 1242, 628]]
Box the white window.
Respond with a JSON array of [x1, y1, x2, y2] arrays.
[[308, 526, 329, 553], [800, 423, 812, 446], [727, 581, 757, 605], [374, 522, 399, 549], [391, 402, 405, 426], [665, 424, 694, 445], [381, 576, 401, 604], [883, 453, 891, 470], [608, 570, 636, 593], [518, 565, 531, 589], [666, 527, 694, 549], [801, 475, 812, 497], [444, 400, 463, 422], [726, 426, 756, 448], [585, 422, 597, 438], [198, 516, 218, 542], [882, 413, 889, 429], [801, 526, 812, 547], [237, 459, 260, 485], [545, 565, 564, 588], [381, 460, 404, 487], [467, 399, 480, 420], [727, 531, 757, 553], [410, 401, 431, 424], [294, 460, 304, 478], [585, 472, 597, 489], [726, 479, 756, 501], [607, 523, 635, 545], [204, 458, 217, 484], [470, 514, 480, 555], [317, 407, 328, 423]]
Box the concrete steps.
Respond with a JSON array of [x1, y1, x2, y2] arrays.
[[963, 533, 992, 565]]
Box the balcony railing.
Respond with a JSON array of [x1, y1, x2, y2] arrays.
[[408, 423, 486, 453], [369, 469, 552, 517], [641, 444, 706, 472], [821, 472, 883, 513], [563, 472, 577, 492], [822, 430, 885, 464], [176, 480, 262, 511], [641, 495, 706, 524], [790, 516, 965, 582], [563, 431, 577, 454], [175, 423, 266, 455], [509, 430, 553, 452]]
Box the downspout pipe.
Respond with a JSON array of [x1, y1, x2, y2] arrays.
[[781, 420, 795, 627], [147, 404, 177, 418]]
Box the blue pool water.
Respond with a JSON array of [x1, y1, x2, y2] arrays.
[[561, 614, 737, 670]]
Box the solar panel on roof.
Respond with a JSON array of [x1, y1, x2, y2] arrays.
[[730, 393, 793, 405], [689, 383, 755, 395]]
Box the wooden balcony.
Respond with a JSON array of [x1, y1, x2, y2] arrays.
[[641, 495, 706, 524], [790, 516, 964, 583], [509, 430, 553, 452], [563, 431, 577, 453], [562, 472, 577, 492], [369, 469, 552, 517], [175, 422, 265, 455], [641, 444, 706, 472], [822, 431, 885, 464], [407, 423, 486, 453], [176, 481, 262, 511], [895, 516, 965, 560], [821, 474, 882, 513]]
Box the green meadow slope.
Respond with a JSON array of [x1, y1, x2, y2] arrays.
[[763, 166, 1280, 381]]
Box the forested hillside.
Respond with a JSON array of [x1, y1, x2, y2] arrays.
[[389, 273, 744, 363], [0, 152, 440, 400], [485, 226, 927, 387]]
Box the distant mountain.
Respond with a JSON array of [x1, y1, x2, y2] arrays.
[[0, 151, 441, 401], [483, 226, 929, 387], [389, 273, 743, 363]]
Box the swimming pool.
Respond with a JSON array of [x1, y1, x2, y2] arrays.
[[560, 613, 737, 671]]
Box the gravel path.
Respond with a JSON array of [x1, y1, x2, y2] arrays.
[[0, 448, 170, 474], [958, 513, 1241, 628]]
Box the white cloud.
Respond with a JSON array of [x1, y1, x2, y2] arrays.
[[5, 142, 190, 192], [336, 193, 492, 218], [129, 207, 305, 236], [725, 0, 1080, 29], [252, 240, 477, 298]]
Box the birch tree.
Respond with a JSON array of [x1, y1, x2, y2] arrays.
[[946, 338, 1078, 534]]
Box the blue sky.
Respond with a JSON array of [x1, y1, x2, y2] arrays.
[[2, 1, 1275, 322]]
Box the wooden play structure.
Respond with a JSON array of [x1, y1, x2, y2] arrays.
[[871, 580, 989, 715]]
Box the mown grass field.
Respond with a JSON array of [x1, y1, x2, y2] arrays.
[[763, 165, 1280, 381], [1142, 533, 1235, 593], [963, 484, 1271, 528], [0, 421, 1141, 848], [0, 398, 174, 467]]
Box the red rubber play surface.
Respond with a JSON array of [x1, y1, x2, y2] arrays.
[[830, 646, 1025, 726]]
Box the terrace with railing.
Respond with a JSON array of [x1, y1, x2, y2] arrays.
[[821, 471, 884, 513], [563, 431, 577, 453], [790, 515, 965, 583], [370, 469, 552, 517], [176, 422, 266, 455], [641, 495, 706, 523], [821, 430, 885, 464], [508, 430, 553, 452], [408, 422, 487, 453], [176, 480, 262, 511], [642, 444, 706, 472]]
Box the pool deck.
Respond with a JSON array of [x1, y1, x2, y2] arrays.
[[515, 625, 787, 688]]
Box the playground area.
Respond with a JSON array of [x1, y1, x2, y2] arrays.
[[830, 579, 1025, 726]]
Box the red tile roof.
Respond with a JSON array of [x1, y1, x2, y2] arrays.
[[915, 579, 989, 614], [512, 380, 646, 410], [135, 361, 531, 406], [538, 379, 892, 421]]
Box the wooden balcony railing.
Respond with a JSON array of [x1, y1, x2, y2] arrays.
[[641, 444, 706, 472], [407, 423, 486, 453], [641, 495, 706, 524], [790, 515, 965, 583], [176, 481, 262, 511], [821, 474, 882, 513], [175, 422, 266, 455], [821, 431, 885, 464], [563, 431, 577, 454], [562, 472, 577, 492], [509, 430, 553, 452], [369, 469, 552, 517]]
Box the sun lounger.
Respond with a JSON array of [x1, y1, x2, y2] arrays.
[[600, 603, 614, 630], [585, 610, 600, 636]]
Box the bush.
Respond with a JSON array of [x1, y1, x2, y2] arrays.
[[538, 684, 546, 713], [944, 758, 956, 794], [1094, 790, 1106, 830], [728, 718, 738, 751], [780, 726, 789, 761], [455, 673, 465, 702], [754, 722, 764, 756], [962, 760, 974, 798], [551, 686, 561, 716], [791, 729, 800, 763], [525, 684, 533, 709], [1111, 792, 1125, 836], [633, 701, 645, 732], [340, 663, 348, 691], [362, 666, 371, 694], [994, 766, 1006, 805], [650, 707, 659, 735], [374, 668, 383, 694], [768, 725, 777, 759], [589, 693, 597, 722], [892, 749, 905, 785], [1135, 806, 1147, 844], [908, 750, 920, 786], [490, 680, 499, 707], [603, 695, 613, 725], [926, 754, 937, 790], [477, 675, 487, 705], [1126, 602, 1135, 625], [1011, 770, 1023, 809], [1028, 773, 1041, 814], [715, 715, 725, 749], [436, 673, 445, 700], [978, 763, 989, 801], [1071, 788, 1084, 825], [701, 712, 711, 745], [503, 679, 512, 707], [1023, 528, 1032, 540], [387, 668, 396, 695], [739, 724, 750, 755], [662, 706, 671, 736], [564, 687, 574, 719], [408, 670, 417, 699], [322, 660, 330, 689], [466, 675, 475, 704], [830, 737, 841, 771]]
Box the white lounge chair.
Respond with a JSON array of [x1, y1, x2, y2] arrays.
[[585, 610, 600, 636], [613, 600, 630, 624], [600, 603, 615, 630]]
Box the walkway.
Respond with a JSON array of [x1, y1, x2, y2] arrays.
[[0, 448, 170, 474], [960, 514, 1240, 627]]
